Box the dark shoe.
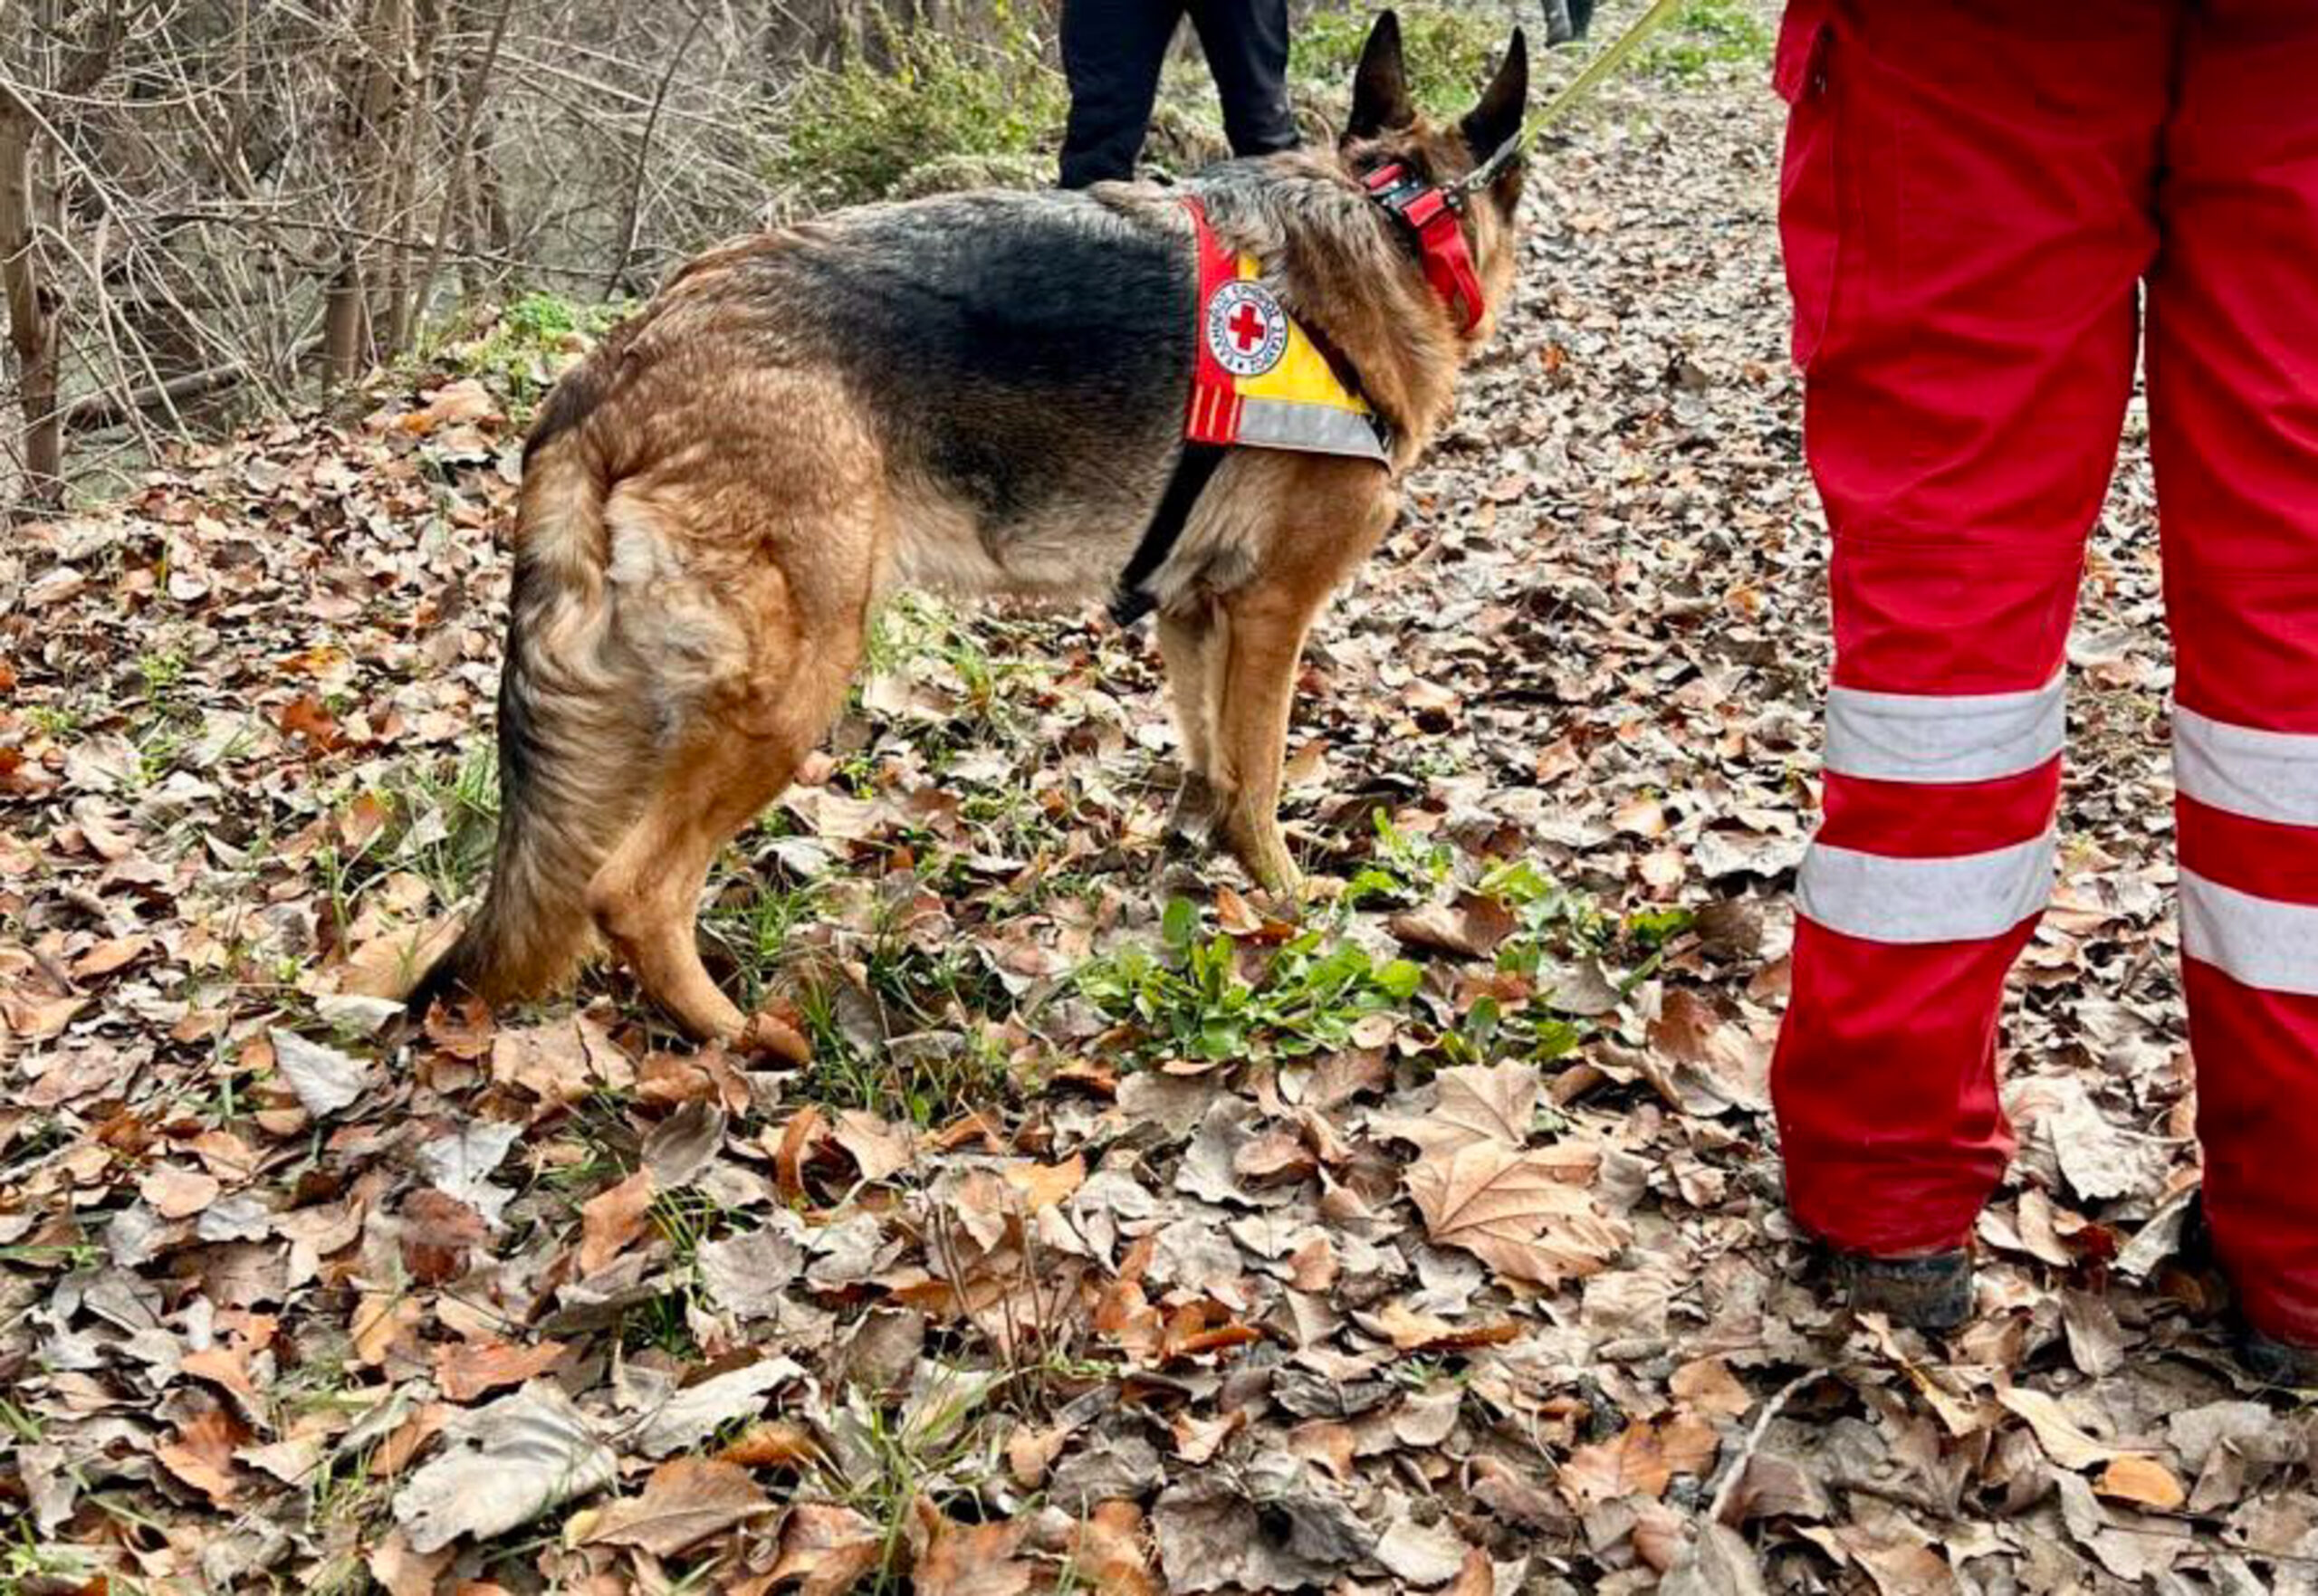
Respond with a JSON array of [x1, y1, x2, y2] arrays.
[[1837, 1249, 1975, 1333], [2238, 1327, 2318, 1388]]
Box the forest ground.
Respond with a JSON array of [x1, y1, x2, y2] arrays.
[[4, 9, 2311, 1594]]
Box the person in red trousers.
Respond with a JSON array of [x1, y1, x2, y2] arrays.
[[1768, 0, 2318, 1381]]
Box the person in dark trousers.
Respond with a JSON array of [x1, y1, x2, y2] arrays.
[[1058, 0, 1299, 189], [1544, 0, 1594, 44]]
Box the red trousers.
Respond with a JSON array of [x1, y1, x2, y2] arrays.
[[1770, 0, 2318, 1341]]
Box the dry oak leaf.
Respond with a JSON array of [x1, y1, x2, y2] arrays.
[[1671, 1356, 1755, 1419], [768, 1501, 885, 1594], [2095, 1454, 2187, 1512], [433, 1338, 568, 1403], [1404, 1141, 1628, 1286], [1445, 1547, 1496, 1596], [1388, 892, 1518, 959], [578, 1456, 773, 1557], [1070, 1500, 1164, 1596], [157, 1405, 249, 1505], [367, 1530, 455, 1596], [179, 1345, 263, 1416], [1002, 1152, 1087, 1210], [270, 1027, 376, 1116], [579, 1167, 656, 1275], [1997, 1387, 2150, 1472], [422, 997, 496, 1061], [1559, 1422, 1672, 1509], [776, 1105, 832, 1200], [390, 1383, 618, 1553], [1373, 1298, 1523, 1354], [336, 914, 462, 1001], [832, 1109, 915, 1182], [911, 1498, 1038, 1596], [139, 1163, 221, 1219]]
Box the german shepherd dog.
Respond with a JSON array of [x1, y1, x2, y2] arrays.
[[413, 14, 1529, 1041]]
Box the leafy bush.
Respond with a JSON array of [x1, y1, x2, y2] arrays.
[[1291, 3, 1506, 116], [775, 20, 1068, 206]]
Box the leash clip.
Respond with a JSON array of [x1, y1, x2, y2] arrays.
[[1362, 149, 1506, 334]]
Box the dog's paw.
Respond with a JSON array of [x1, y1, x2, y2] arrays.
[[1164, 776, 1222, 855]]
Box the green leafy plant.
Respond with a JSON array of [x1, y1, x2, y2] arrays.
[[1078, 896, 1423, 1062], [1343, 810, 1459, 908], [445, 290, 630, 412]]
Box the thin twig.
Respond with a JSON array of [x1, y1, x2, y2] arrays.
[[602, 2, 709, 297], [1705, 1368, 1823, 1524]]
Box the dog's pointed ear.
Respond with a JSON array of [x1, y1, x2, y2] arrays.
[[1346, 12, 1415, 142], [1461, 29, 1528, 158]]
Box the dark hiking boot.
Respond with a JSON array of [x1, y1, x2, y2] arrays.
[[2238, 1327, 2318, 1389], [1836, 1249, 1975, 1333]]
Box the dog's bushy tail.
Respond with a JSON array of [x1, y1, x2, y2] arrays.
[[409, 429, 652, 1015]]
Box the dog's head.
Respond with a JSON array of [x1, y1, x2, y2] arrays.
[[1337, 11, 1528, 342]]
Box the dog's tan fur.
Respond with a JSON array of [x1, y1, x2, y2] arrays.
[[417, 14, 1528, 1039]]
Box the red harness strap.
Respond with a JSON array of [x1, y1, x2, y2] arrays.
[[1362, 164, 1488, 333], [1181, 196, 1243, 445]]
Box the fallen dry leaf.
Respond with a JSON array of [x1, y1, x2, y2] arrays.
[[391, 1384, 618, 1553], [1560, 1422, 1672, 1509], [578, 1167, 656, 1275], [1404, 1141, 1628, 1285], [578, 1455, 772, 1556], [2095, 1454, 2186, 1512], [1997, 1386, 2149, 1472], [433, 1338, 568, 1402]]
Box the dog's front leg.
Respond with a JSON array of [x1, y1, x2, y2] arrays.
[[1211, 587, 1312, 899], [1157, 605, 1225, 854]]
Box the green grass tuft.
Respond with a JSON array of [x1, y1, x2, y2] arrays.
[[1292, 4, 1507, 116], [1640, 0, 1775, 81]]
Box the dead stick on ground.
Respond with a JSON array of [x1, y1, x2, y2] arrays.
[[1705, 1369, 1822, 1524]]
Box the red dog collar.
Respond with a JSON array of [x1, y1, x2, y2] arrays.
[[1361, 134, 1522, 334]]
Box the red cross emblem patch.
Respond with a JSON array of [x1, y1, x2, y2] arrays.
[[1204, 280, 1289, 378]]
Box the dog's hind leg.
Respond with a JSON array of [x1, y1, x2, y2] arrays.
[[585, 566, 868, 1041], [1157, 603, 1225, 852]]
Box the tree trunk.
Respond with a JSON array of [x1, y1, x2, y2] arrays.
[[322, 0, 414, 386], [378, 0, 442, 359], [0, 97, 64, 512], [418, 0, 516, 334]]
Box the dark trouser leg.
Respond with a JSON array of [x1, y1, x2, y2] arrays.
[[1058, 0, 1183, 188], [1186, 0, 1298, 158]]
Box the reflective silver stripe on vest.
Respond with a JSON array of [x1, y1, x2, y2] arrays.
[[1235, 397, 1390, 463], [1796, 831, 2056, 944], [2180, 868, 2318, 995], [2174, 704, 2318, 828], [1825, 674, 2065, 785]]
